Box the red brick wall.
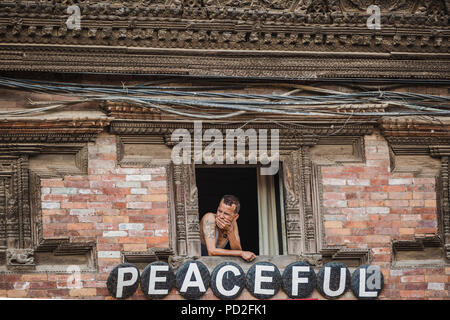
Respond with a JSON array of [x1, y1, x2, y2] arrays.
[[323, 132, 437, 248], [322, 132, 448, 299], [0, 131, 448, 300], [41, 133, 170, 273], [0, 133, 169, 299]]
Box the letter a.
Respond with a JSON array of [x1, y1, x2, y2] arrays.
[[358, 268, 378, 298], [367, 5, 381, 30], [180, 263, 206, 293]]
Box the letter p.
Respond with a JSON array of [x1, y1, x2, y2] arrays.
[[117, 267, 139, 299]]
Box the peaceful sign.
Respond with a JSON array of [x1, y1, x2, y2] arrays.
[[107, 260, 384, 300]]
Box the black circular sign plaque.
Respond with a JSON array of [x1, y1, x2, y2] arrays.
[[246, 261, 281, 299], [351, 264, 384, 300], [107, 263, 140, 299], [176, 260, 211, 300], [140, 261, 175, 299], [282, 261, 316, 299], [211, 262, 245, 300], [317, 262, 351, 299]]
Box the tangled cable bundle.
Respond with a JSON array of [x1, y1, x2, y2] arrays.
[[0, 77, 449, 120]]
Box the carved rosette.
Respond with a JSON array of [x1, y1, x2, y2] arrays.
[[6, 248, 35, 268]]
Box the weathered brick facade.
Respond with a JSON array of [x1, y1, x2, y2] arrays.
[[323, 133, 437, 246], [0, 129, 448, 300], [322, 132, 448, 299], [0, 0, 449, 301], [41, 133, 169, 254]]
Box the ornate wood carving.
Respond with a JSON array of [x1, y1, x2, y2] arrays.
[[29, 171, 42, 251], [392, 235, 442, 252], [123, 247, 174, 264], [0, 156, 32, 250], [0, 120, 106, 166], [0, 119, 108, 270], [30, 172, 98, 268], [380, 118, 450, 140], [169, 163, 201, 257], [110, 120, 374, 140], [183, 163, 201, 256], [281, 150, 303, 254], [312, 163, 326, 252], [0, 45, 447, 79], [0, 162, 12, 251], [392, 235, 444, 266], [382, 118, 450, 261], [0, 156, 34, 269], [172, 163, 187, 256], [430, 146, 450, 157], [0, 1, 448, 79], [300, 146, 317, 253], [101, 101, 162, 121], [6, 248, 35, 270], [75, 145, 89, 174], [438, 157, 450, 260], [0, 0, 447, 49], [112, 120, 374, 256], [0, 173, 7, 251], [320, 247, 371, 267]]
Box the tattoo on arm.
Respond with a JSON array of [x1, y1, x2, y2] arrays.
[[204, 218, 216, 239]]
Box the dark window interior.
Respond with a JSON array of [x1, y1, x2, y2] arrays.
[[196, 167, 260, 255]]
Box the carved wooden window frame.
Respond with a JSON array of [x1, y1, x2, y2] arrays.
[[0, 151, 98, 272], [0, 155, 33, 269], [112, 121, 374, 261], [386, 135, 450, 263], [0, 121, 107, 272], [28, 145, 98, 272]]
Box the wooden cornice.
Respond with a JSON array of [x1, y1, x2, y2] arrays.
[[0, 0, 448, 79], [0, 43, 448, 80], [0, 117, 112, 143], [109, 119, 376, 144], [430, 146, 450, 157], [380, 117, 450, 157], [100, 100, 387, 122], [379, 117, 450, 138]]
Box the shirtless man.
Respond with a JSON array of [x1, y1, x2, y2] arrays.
[[200, 195, 256, 262]]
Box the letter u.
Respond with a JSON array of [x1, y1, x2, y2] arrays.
[[323, 267, 346, 297]]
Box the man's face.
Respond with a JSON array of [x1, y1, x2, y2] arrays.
[[216, 200, 237, 224]]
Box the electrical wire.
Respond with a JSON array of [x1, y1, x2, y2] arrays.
[[0, 77, 449, 120]]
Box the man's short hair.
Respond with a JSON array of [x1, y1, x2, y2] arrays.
[[221, 195, 240, 214]]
